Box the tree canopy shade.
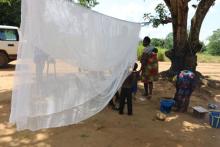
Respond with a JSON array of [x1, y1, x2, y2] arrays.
[[0, 0, 99, 26], [145, 0, 216, 75], [0, 0, 21, 26], [207, 28, 220, 55]]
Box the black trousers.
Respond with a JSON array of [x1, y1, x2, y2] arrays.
[[119, 88, 132, 115], [109, 91, 120, 108]]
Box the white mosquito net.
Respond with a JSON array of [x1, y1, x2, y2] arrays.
[[10, 0, 141, 131]]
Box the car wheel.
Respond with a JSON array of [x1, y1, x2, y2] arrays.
[[0, 52, 9, 67]]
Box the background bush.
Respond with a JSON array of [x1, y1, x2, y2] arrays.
[[137, 42, 167, 62], [206, 29, 220, 56]]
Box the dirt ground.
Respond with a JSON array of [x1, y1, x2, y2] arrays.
[[0, 61, 220, 147]]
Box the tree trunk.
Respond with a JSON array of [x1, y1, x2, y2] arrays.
[[163, 0, 215, 77], [187, 0, 216, 72], [165, 0, 189, 76]]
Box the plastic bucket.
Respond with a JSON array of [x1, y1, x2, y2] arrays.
[[160, 99, 175, 114], [209, 111, 220, 128]]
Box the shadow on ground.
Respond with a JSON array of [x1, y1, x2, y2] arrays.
[[0, 80, 220, 147], [0, 64, 16, 72]]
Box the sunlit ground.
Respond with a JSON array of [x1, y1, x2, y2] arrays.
[[0, 62, 220, 147]]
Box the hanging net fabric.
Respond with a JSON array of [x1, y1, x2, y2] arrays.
[[10, 0, 141, 131]]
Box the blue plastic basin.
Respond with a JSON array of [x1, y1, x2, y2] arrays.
[[209, 111, 220, 128], [160, 99, 175, 114]]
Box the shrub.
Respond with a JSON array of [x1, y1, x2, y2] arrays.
[[206, 29, 220, 56], [137, 43, 167, 62], [157, 50, 165, 61], [137, 42, 144, 60]]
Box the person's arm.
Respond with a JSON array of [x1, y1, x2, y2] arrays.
[[136, 71, 141, 81], [191, 75, 197, 91], [140, 53, 147, 71], [131, 73, 136, 87]]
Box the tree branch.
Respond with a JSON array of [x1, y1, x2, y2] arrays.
[[161, 17, 172, 24], [188, 0, 216, 53], [164, 0, 171, 10]]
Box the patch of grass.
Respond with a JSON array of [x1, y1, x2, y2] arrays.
[[137, 44, 220, 63], [137, 43, 144, 60], [197, 53, 220, 63], [157, 48, 169, 62], [137, 44, 168, 62]]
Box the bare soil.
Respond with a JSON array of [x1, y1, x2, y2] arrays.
[[0, 61, 220, 147]]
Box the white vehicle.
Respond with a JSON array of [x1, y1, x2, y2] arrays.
[[0, 25, 19, 67]]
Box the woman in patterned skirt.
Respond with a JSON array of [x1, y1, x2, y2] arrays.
[[140, 36, 159, 99], [174, 70, 196, 112]]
